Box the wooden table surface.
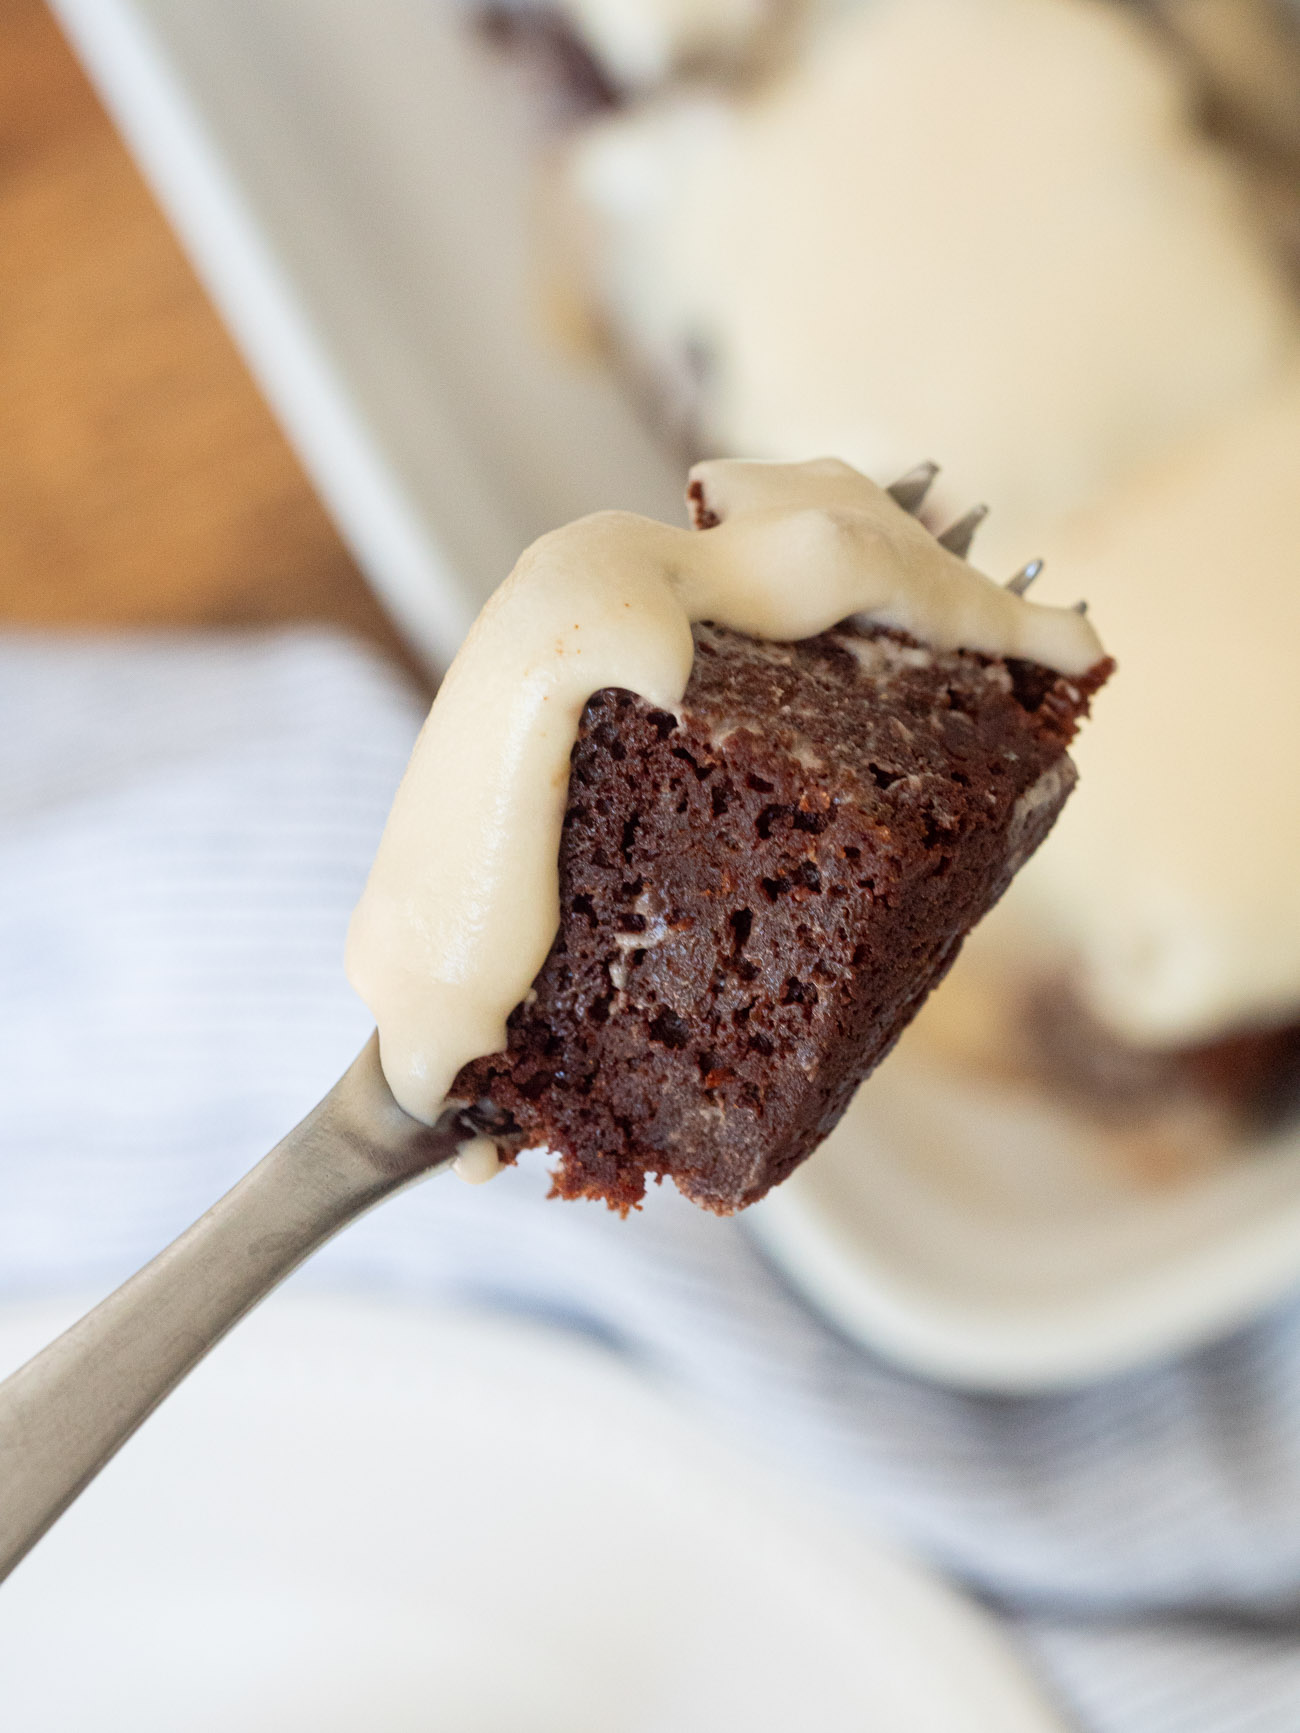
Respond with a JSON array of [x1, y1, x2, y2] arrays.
[[0, 0, 419, 677]]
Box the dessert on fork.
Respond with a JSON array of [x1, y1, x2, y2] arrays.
[[348, 455, 1111, 1212]]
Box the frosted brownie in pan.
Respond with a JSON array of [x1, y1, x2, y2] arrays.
[[907, 370, 1300, 1173]]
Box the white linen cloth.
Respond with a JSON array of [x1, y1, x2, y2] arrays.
[[3, 627, 1299, 1732]]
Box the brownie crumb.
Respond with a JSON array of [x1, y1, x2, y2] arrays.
[[452, 620, 1111, 1212]]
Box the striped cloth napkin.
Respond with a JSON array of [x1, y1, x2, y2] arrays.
[[3, 627, 1299, 1733]]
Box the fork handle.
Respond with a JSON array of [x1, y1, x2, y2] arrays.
[[0, 1034, 454, 1583]]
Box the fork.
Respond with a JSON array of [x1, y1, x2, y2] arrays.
[[0, 1035, 454, 1584]]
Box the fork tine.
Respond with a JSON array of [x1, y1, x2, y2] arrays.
[[1005, 558, 1044, 596], [885, 461, 940, 514], [936, 504, 988, 558]]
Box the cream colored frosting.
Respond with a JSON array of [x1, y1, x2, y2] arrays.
[[569, 0, 1300, 573], [940, 367, 1300, 1048], [452, 1137, 506, 1186], [346, 457, 1103, 1125], [554, 0, 776, 88]]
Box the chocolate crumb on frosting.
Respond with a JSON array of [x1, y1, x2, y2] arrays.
[[452, 619, 1111, 1212]]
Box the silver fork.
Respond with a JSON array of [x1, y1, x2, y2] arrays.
[[0, 1035, 453, 1584]]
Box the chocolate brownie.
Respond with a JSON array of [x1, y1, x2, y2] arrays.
[[450, 619, 1111, 1212], [478, 7, 621, 117], [1019, 984, 1300, 1137]]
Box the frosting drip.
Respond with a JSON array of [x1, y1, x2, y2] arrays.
[[346, 457, 1103, 1123]]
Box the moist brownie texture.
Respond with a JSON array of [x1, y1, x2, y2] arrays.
[[450, 619, 1109, 1212]]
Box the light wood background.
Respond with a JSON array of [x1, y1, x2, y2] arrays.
[[0, 0, 419, 678]]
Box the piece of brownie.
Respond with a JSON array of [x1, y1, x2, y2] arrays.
[[450, 619, 1110, 1213], [1017, 983, 1300, 1137]]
